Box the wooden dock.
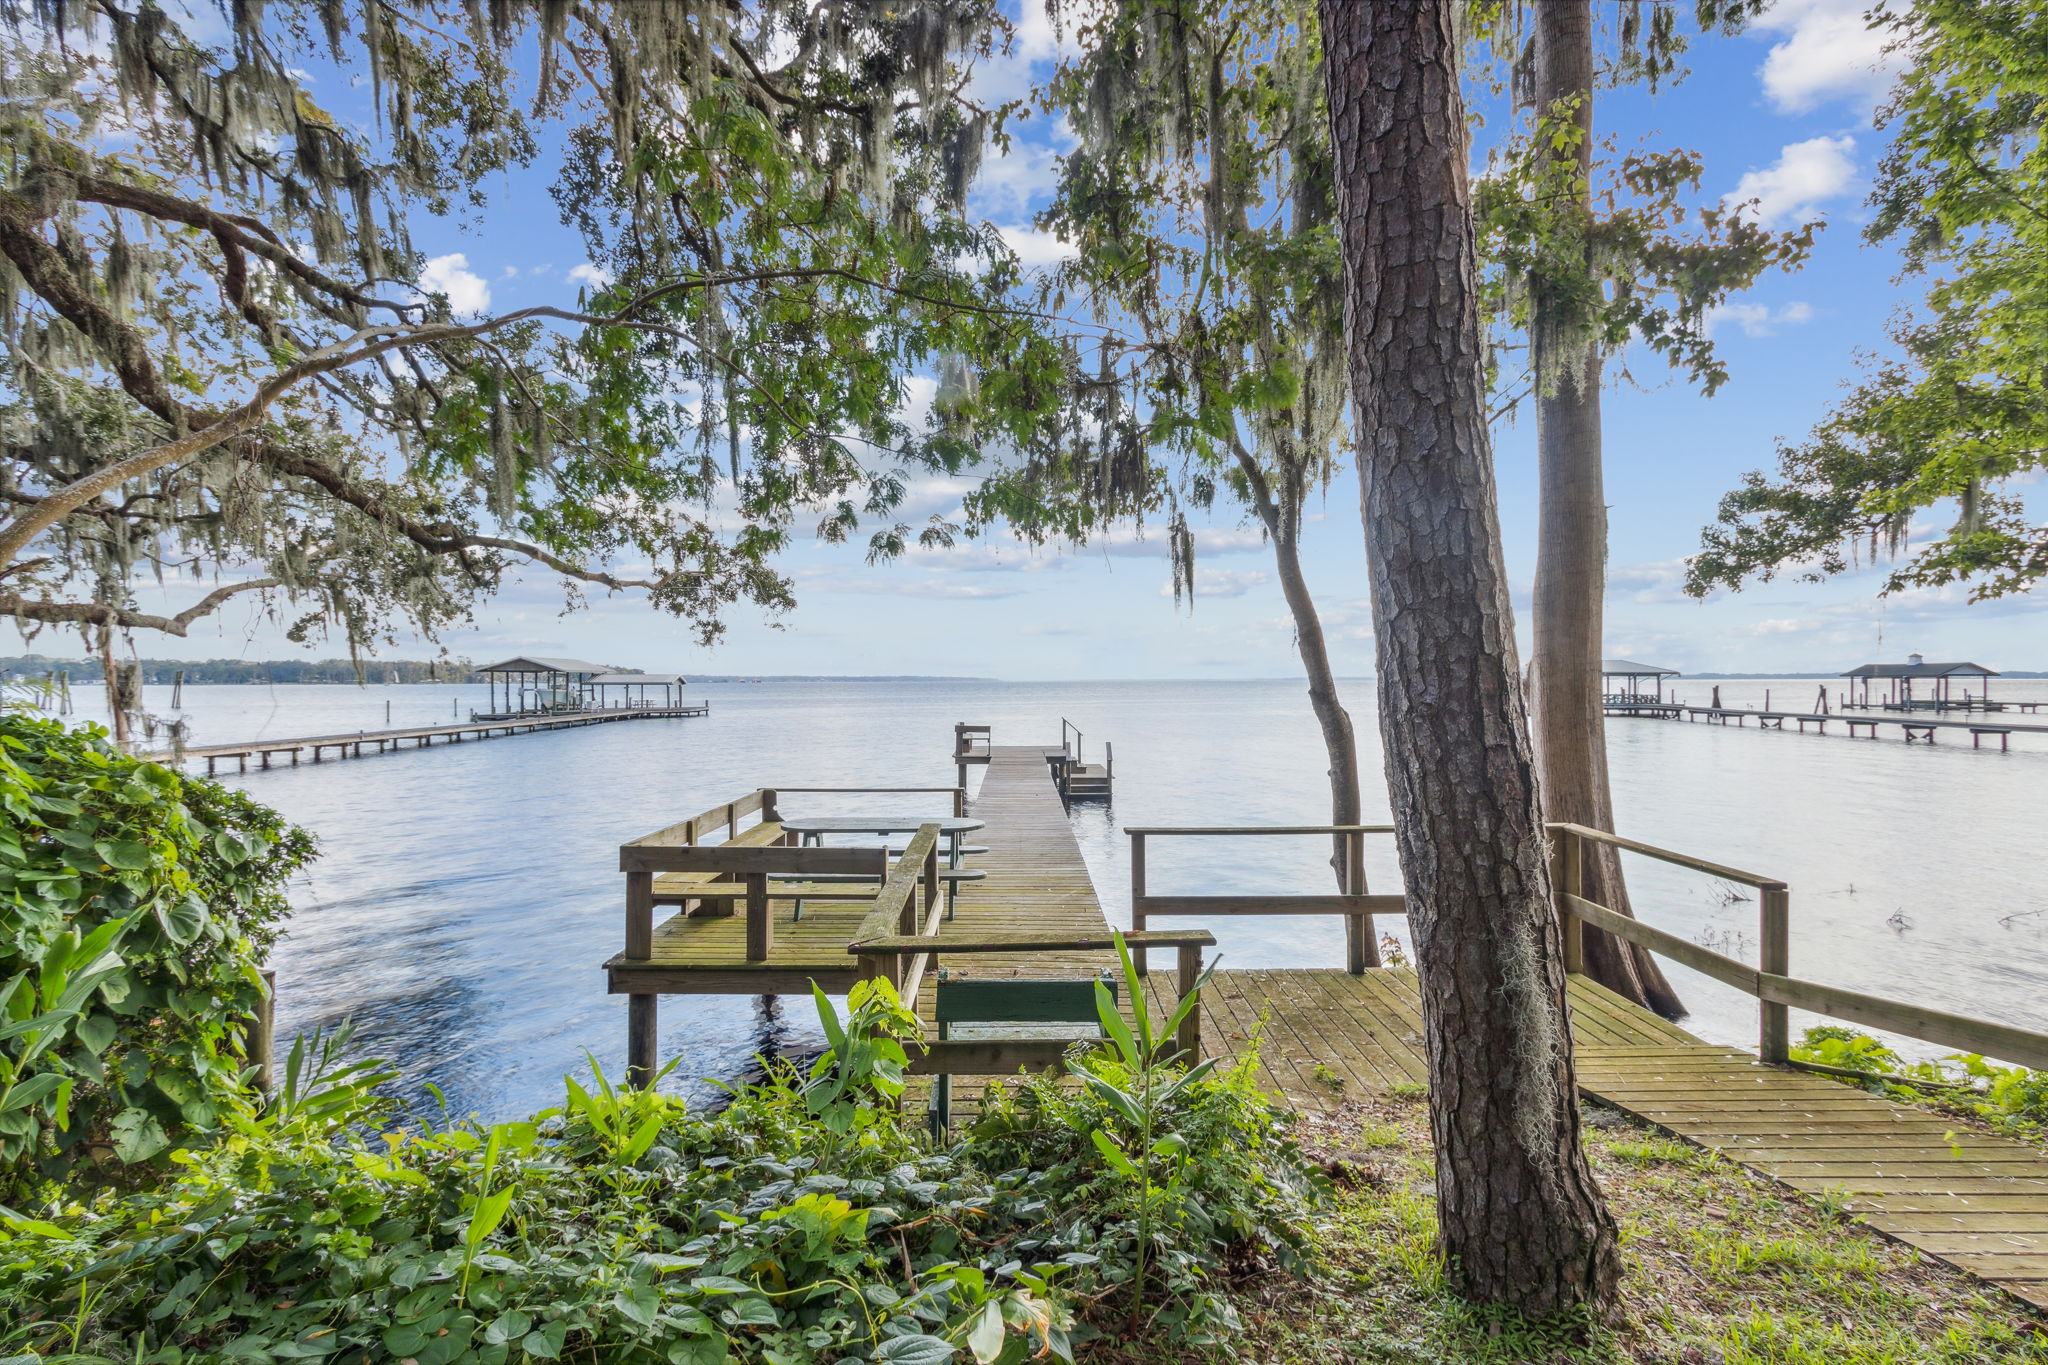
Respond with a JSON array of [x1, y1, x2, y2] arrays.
[[1605, 704, 2044, 750], [604, 730, 2048, 1313], [153, 703, 708, 775], [1148, 968, 2048, 1310]]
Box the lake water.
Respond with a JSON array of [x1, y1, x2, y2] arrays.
[[41, 674, 2048, 1119]]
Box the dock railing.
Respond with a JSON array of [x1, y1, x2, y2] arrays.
[[846, 925, 1220, 1073], [1127, 819, 2048, 1074], [1126, 826, 1403, 976], [1549, 823, 2048, 1071]]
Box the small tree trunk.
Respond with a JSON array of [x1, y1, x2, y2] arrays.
[[1320, 0, 1621, 1315], [1524, 0, 1681, 1018], [97, 622, 130, 748], [1272, 520, 1366, 889], [1236, 450, 1365, 887]]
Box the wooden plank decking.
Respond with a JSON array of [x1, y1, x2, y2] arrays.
[[607, 738, 2048, 1312], [1148, 966, 2048, 1312]]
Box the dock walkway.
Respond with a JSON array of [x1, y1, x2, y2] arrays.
[[605, 733, 2048, 1313], [1151, 967, 2048, 1311], [154, 703, 708, 774]]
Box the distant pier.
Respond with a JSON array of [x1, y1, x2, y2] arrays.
[[154, 702, 709, 776], [1604, 702, 2041, 752]]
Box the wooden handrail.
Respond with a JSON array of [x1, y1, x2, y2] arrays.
[[1548, 879, 2048, 1072], [1129, 827, 1388, 975], [1126, 825, 1397, 836], [848, 928, 1217, 955], [1134, 893, 1406, 916], [1546, 821, 1785, 890]]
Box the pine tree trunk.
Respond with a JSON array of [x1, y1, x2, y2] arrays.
[[1525, 0, 1682, 1018], [1319, 0, 1621, 1315]]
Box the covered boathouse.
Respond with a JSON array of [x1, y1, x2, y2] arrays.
[[1842, 654, 1999, 711]]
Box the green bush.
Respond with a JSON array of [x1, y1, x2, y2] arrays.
[[965, 937, 1327, 1343], [0, 984, 1085, 1365], [0, 970, 1326, 1363], [1790, 1025, 2048, 1132], [0, 713, 313, 1190]]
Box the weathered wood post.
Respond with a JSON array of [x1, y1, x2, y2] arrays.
[[1130, 833, 1148, 977], [744, 872, 771, 961], [1344, 828, 1378, 974], [1176, 942, 1202, 1061], [1760, 883, 1790, 1064], [626, 865, 657, 1087], [1551, 826, 1584, 976]]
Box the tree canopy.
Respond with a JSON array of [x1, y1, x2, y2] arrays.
[[0, 0, 1069, 660], [1689, 0, 2048, 602]]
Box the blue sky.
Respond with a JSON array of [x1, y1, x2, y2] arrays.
[[23, 0, 2046, 678]]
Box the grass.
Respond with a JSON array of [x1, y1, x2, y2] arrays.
[[1115, 1100, 2048, 1365]]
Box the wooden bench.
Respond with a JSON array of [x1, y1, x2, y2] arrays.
[[202, 751, 252, 775], [1903, 723, 1938, 744], [1846, 718, 1880, 738], [651, 820, 788, 912], [1971, 726, 2013, 752]]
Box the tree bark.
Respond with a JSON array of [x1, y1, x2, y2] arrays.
[[1320, 0, 1621, 1315], [1524, 0, 1683, 1018], [1232, 446, 1367, 903]]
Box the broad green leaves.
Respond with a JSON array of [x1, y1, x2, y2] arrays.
[[0, 714, 313, 1192]]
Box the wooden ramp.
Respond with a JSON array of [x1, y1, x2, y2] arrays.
[[1152, 967, 2048, 1312]]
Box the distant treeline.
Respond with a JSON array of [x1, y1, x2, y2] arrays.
[[0, 655, 472, 685]]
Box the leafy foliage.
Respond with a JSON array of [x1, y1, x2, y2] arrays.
[[1690, 0, 2048, 601], [968, 937, 1326, 1342], [1790, 1025, 2048, 1134], [0, 966, 1325, 1362], [0, 1, 1073, 658], [0, 712, 310, 1193]]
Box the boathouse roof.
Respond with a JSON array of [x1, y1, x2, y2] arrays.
[[1601, 658, 1679, 678], [1842, 658, 1997, 679], [587, 672, 686, 686], [475, 655, 608, 675]]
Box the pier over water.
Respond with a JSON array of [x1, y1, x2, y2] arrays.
[[605, 727, 2048, 1312]]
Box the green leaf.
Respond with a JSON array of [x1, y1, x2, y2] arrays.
[[613, 1284, 660, 1327], [110, 1108, 169, 1163], [876, 1336, 957, 1364], [75, 1014, 116, 1055], [94, 839, 152, 870], [1089, 1128, 1140, 1179]]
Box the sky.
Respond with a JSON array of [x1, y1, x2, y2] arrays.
[[18, 0, 2046, 680]]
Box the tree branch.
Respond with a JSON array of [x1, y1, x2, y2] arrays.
[[0, 578, 281, 636]]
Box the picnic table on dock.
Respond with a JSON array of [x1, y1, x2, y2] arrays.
[[781, 816, 986, 867]]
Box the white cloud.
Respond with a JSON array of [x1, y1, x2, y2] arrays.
[[1162, 568, 1271, 599], [1723, 136, 1857, 228], [1703, 299, 1817, 339], [569, 262, 615, 289], [1754, 0, 1908, 114], [418, 252, 491, 316], [974, 139, 1068, 218], [996, 225, 1077, 268]]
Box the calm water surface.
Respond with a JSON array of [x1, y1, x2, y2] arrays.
[[55, 675, 2048, 1118]]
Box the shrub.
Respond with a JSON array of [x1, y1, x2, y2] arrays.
[[0, 713, 313, 1191], [0, 984, 1082, 1365], [964, 937, 1327, 1343], [1790, 1025, 2048, 1132]]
